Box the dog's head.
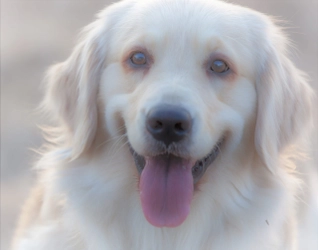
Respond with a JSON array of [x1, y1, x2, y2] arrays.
[[43, 0, 313, 227]]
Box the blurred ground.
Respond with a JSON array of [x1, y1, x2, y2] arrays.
[[1, 1, 317, 249]]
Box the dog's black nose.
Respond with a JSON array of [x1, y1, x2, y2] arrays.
[[146, 106, 192, 146]]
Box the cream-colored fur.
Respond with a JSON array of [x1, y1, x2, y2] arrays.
[[13, 0, 317, 249]]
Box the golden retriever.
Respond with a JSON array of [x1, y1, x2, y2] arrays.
[[13, 0, 317, 249]]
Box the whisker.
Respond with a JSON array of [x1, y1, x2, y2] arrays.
[[96, 125, 127, 149]]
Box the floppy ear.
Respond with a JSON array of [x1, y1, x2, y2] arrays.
[[42, 15, 109, 159], [41, 2, 135, 160], [255, 21, 314, 173]]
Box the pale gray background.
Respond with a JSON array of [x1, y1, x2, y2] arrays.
[[1, 1, 317, 249]]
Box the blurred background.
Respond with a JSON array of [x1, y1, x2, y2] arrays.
[[1, 0, 317, 249]]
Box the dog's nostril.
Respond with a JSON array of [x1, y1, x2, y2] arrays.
[[148, 119, 163, 132], [146, 106, 192, 146], [175, 122, 183, 131], [155, 121, 163, 129]]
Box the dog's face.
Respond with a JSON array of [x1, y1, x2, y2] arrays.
[[101, 1, 258, 227], [44, 0, 313, 228]]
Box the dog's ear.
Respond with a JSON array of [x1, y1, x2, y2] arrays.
[[41, 9, 116, 159], [41, 2, 134, 160], [255, 20, 314, 174]]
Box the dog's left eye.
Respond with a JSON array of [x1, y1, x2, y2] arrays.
[[210, 60, 229, 73], [130, 52, 147, 65]]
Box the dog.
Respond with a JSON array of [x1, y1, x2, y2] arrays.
[[13, 0, 317, 249]]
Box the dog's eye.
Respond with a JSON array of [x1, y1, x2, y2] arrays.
[[210, 60, 229, 73], [130, 52, 147, 65]]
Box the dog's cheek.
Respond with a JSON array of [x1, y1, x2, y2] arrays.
[[100, 65, 131, 99], [100, 65, 137, 137], [219, 79, 257, 121], [122, 89, 151, 154], [190, 79, 256, 157], [219, 79, 257, 151], [103, 94, 128, 138]]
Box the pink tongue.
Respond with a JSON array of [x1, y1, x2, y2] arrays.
[[139, 155, 194, 227]]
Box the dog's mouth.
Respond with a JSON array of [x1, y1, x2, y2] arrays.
[[130, 137, 224, 184], [129, 136, 225, 228]]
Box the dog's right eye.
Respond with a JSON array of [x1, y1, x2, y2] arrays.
[[130, 52, 147, 65], [210, 60, 229, 73]]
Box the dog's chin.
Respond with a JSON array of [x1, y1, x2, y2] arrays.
[[129, 136, 225, 228]]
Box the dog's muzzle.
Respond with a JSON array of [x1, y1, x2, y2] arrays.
[[129, 105, 224, 228]]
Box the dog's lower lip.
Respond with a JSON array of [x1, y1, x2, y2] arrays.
[[129, 136, 225, 184]]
